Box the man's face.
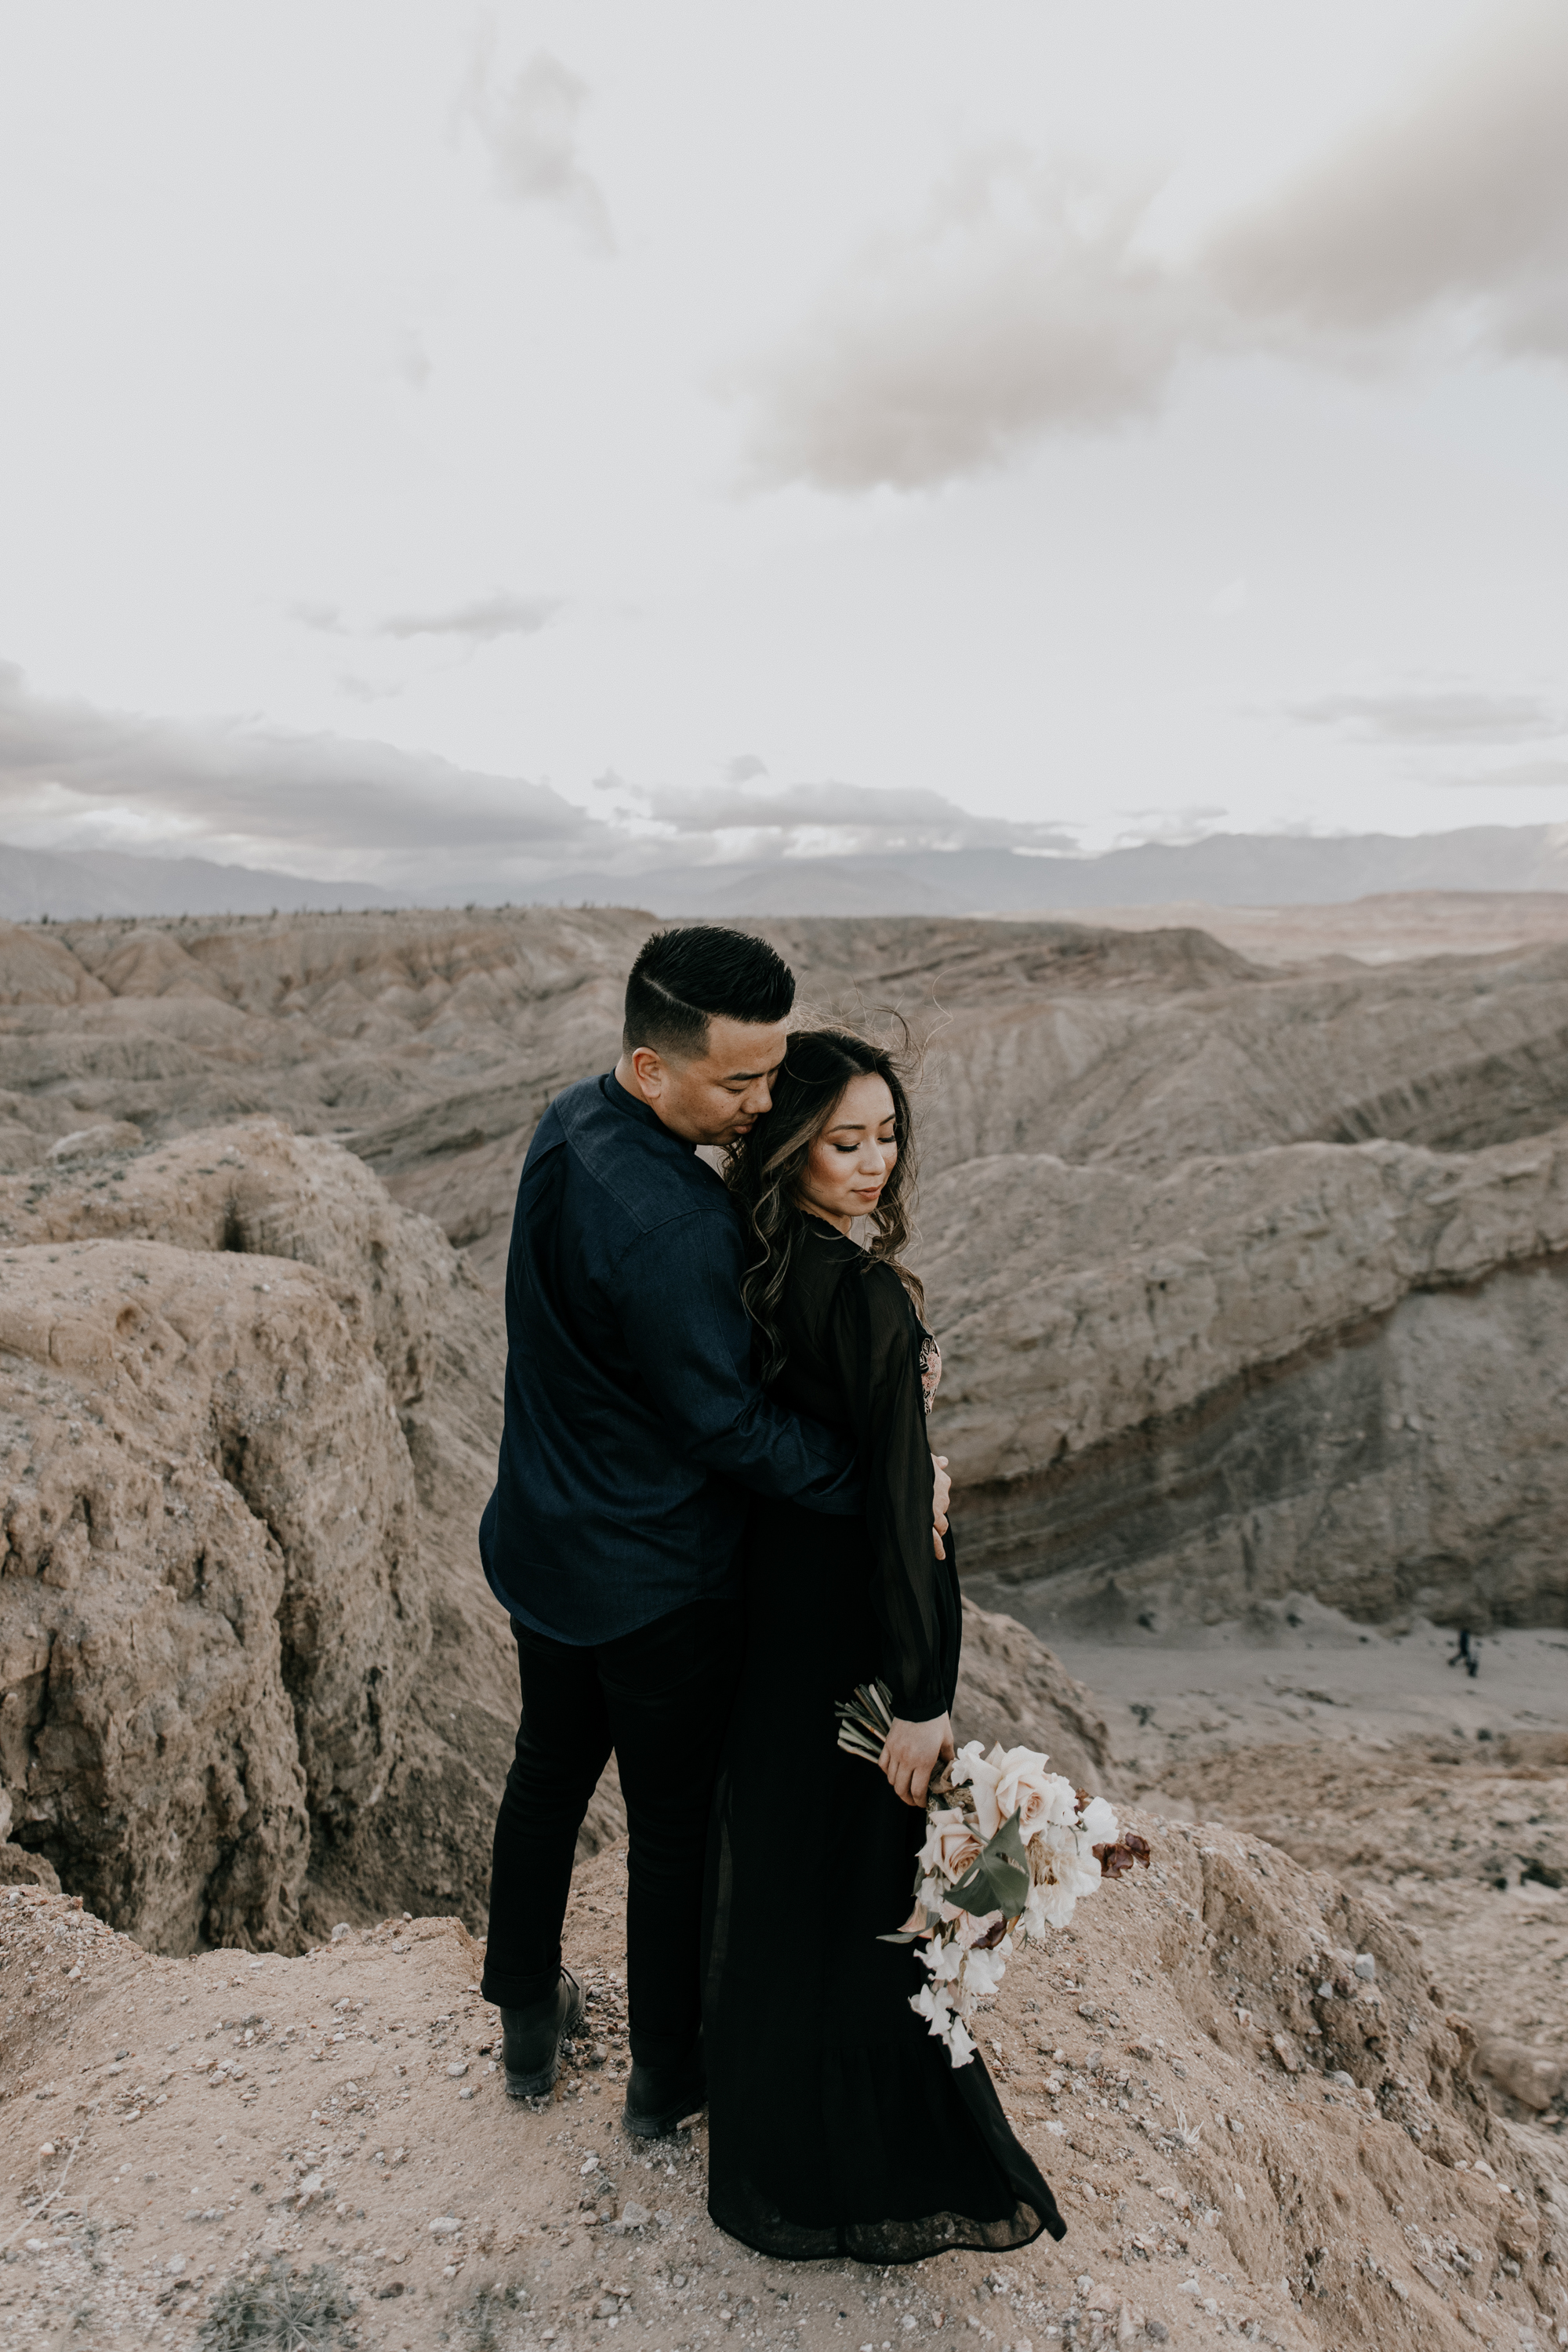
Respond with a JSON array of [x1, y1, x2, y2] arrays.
[[622, 1015, 789, 1145]]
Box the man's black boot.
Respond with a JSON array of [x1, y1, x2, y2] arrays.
[[500, 1968, 585, 2100], [622, 2040, 706, 2140]]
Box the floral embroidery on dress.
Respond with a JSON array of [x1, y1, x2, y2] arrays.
[[918, 1328, 942, 1417]]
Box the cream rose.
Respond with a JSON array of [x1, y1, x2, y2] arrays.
[[919, 1809, 983, 1886], [991, 1748, 1077, 1844]]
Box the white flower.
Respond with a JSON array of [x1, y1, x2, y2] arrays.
[[928, 1937, 965, 1984], [1059, 1850, 1105, 1902], [1025, 1881, 1080, 1933], [911, 1978, 954, 2031], [960, 1936, 1013, 2001], [1080, 1795, 1119, 1846], [1036, 1820, 1081, 1867], [946, 2015, 978, 2066], [1038, 1815, 1106, 1883], [949, 1742, 1004, 1839]]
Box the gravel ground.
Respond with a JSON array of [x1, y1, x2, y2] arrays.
[[5, 1802, 1567, 2352]]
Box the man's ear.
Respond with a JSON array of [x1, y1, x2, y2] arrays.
[[629, 1045, 666, 1094]]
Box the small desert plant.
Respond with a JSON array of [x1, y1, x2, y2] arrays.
[[463, 2280, 531, 2346], [201, 2259, 352, 2350]]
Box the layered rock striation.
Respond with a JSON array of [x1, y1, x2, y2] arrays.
[[928, 1129, 1568, 1631]]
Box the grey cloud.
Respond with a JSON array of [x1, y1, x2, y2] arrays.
[[291, 601, 349, 637], [293, 591, 557, 647], [720, 754, 768, 784], [462, 42, 614, 252], [373, 591, 560, 644], [633, 774, 1076, 854], [1206, 1, 1568, 351], [1112, 804, 1229, 848], [746, 5, 1568, 492], [743, 160, 1188, 491], [0, 659, 1080, 887], [0, 661, 598, 866], [1292, 689, 1567, 745], [1439, 759, 1568, 790]]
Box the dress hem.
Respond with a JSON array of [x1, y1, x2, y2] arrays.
[[706, 2196, 1065, 2267]]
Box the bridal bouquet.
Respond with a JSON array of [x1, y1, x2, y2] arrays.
[[837, 1680, 1151, 2067]]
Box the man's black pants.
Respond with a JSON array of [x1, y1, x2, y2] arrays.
[[480, 1596, 744, 2071]]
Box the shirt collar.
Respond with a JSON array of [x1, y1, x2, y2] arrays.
[[603, 1067, 684, 1142]]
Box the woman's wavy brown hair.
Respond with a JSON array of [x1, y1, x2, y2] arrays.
[[723, 1025, 923, 1382]]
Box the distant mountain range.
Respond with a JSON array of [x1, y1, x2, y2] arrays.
[[567, 826, 1568, 917], [0, 844, 396, 921], [5, 822, 1568, 923]]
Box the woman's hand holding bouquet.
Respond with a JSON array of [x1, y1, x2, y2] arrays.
[[837, 1680, 1151, 2067]]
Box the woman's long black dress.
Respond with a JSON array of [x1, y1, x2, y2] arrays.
[[702, 1214, 1065, 2264]]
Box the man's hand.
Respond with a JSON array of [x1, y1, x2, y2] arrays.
[[880, 1711, 956, 1809], [931, 1453, 951, 1561]]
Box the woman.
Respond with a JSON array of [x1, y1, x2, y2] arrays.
[[702, 1028, 1065, 2263]]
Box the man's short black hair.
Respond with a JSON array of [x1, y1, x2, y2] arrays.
[[623, 925, 795, 1062]]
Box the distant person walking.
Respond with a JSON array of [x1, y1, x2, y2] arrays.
[[1448, 1628, 1481, 1679], [477, 926, 949, 2140]]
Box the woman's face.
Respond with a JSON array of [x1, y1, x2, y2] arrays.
[[795, 1072, 898, 1232]]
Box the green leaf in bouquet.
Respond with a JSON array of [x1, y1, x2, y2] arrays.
[[940, 1805, 1031, 1920], [875, 1930, 920, 1945]]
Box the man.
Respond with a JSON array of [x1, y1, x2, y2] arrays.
[[479, 924, 950, 2139]]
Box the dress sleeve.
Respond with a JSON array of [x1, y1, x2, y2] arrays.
[[826, 1259, 962, 1722]]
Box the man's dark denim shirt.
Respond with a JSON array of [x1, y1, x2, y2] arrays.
[[480, 1069, 861, 1644]]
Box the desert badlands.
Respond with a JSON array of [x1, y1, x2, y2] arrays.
[[1, 899, 1566, 2350]]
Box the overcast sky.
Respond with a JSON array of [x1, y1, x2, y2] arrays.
[[2, 0, 1566, 893]]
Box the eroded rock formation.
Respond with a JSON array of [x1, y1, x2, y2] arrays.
[[0, 1120, 524, 1949], [9, 906, 1568, 1287], [925, 1127, 1568, 1632], [6, 899, 1568, 1954]]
